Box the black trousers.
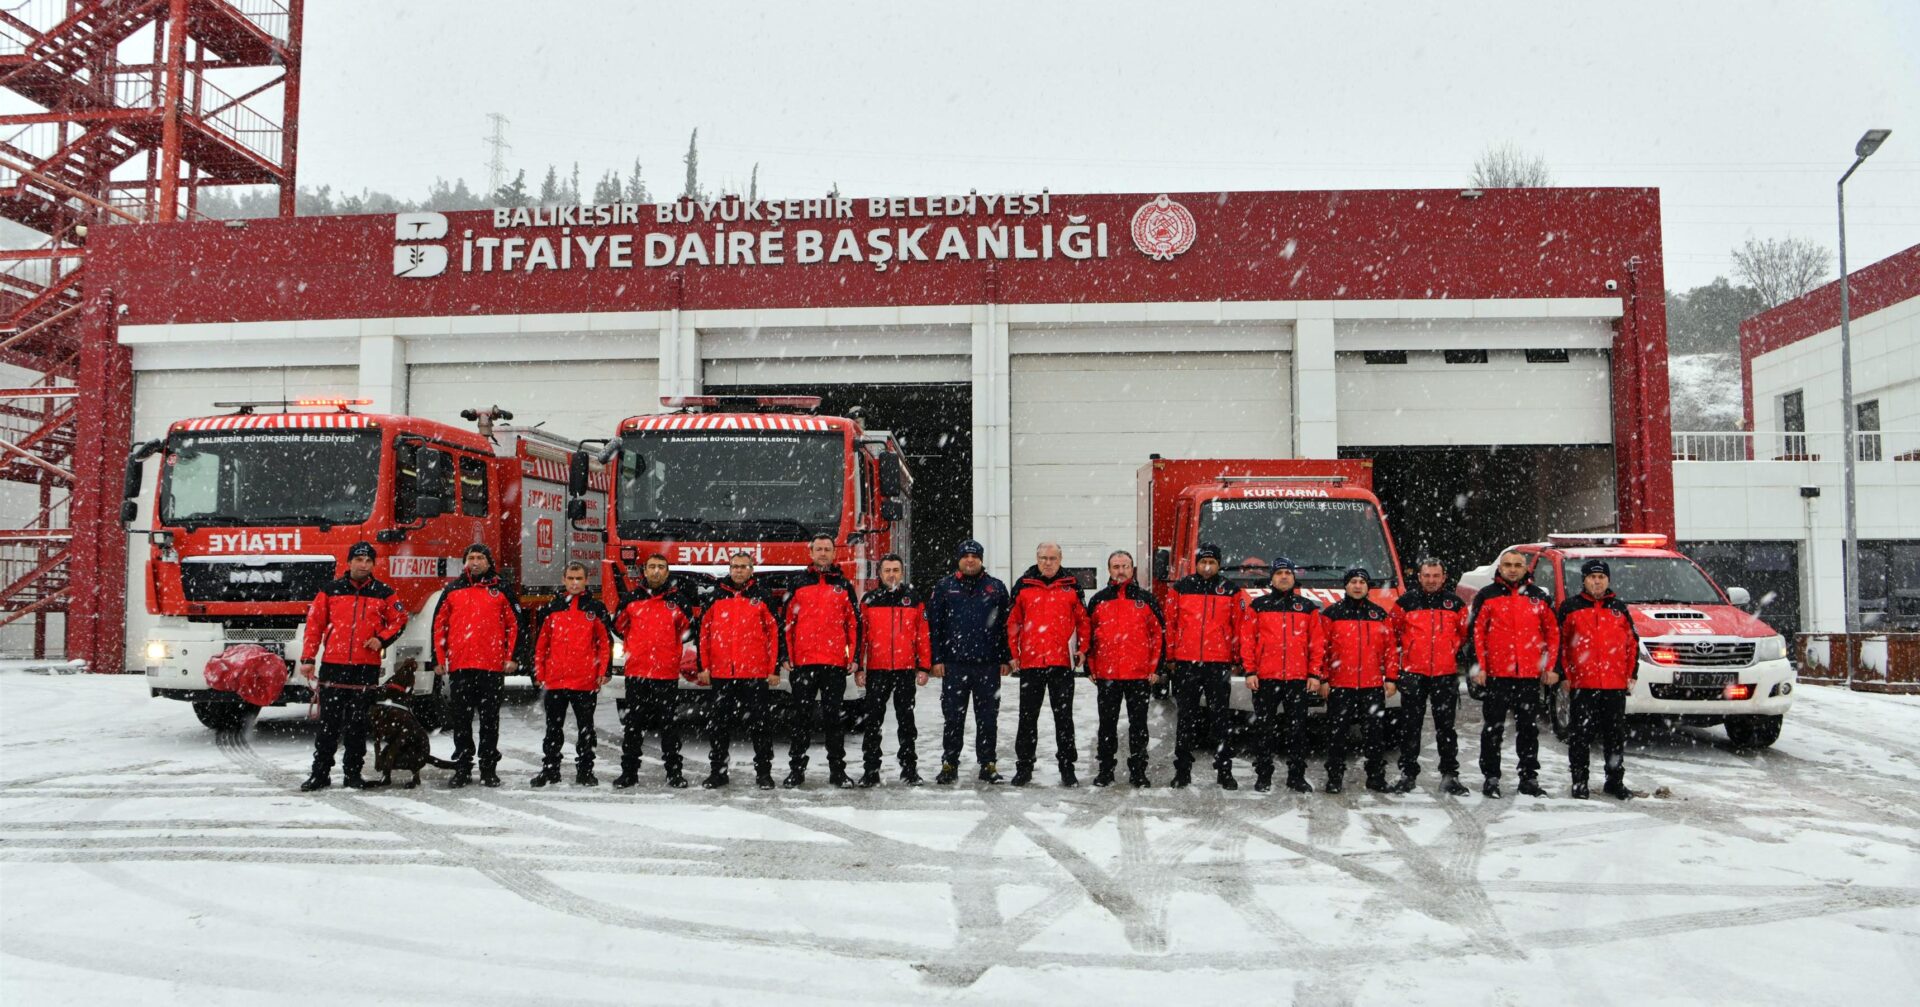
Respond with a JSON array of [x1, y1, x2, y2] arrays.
[[1567, 688, 1628, 784], [1396, 673, 1460, 779], [709, 678, 773, 774], [540, 688, 597, 771], [1014, 666, 1077, 769], [1326, 685, 1390, 780], [621, 677, 682, 775], [1479, 676, 1542, 781], [861, 670, 920, 771], [787, 664, 849, 771], [1169, 661, 1232, 771], [1249, 678, 1311, 779], [1094, 678, 1151, 774], [939, 663, 1000, 766], [310, 663, 379, 777], [447, 669, 506, 772]]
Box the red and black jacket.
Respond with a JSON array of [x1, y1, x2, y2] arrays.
[[860, 582, 932, 672], [1007, 566, 1090, 669], [430, 572, 523, 673], [1085, 580, 1164, 681], [1392, 588, 1470, 677], [1322, 595, 1398, 689], [613, 576, 697, 681], [782, 566, 861, 668], [699, 577, 782, 680], [1556, 590, 1639, 690], [1239, 588, 1326, 682], [533, 591, 613, 691], [1470, 576, 1561, 679], [301, 575, 409, 669], [1163, 573, 1245, 665]]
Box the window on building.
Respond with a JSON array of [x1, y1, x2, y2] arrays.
[[1857, 540, 1920, 631], [1779, 389, 1806, 457], [1524, 348, 1569, 363], [1443, 349, 1488, 365], [458, 456, 489, 516], [1362, 350, 1407, 365], [1856, 399, 1881, 462]]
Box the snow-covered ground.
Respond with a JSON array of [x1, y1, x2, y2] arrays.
[[3, 672, 1917, 1005]]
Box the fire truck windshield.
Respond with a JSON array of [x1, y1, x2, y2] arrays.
[[617, 429, 845, 541], [1199, 498, 1396, 587], [159, 429, 381, 528], [1556, 556, 1725, 605]]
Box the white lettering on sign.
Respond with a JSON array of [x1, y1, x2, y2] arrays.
[[1236, 487, 1335, 499], [229, 569, 285, 584], [207, 531, 303, 553], [389, 556, 449, 579], [526, 489, 565, 512], [676, 544, 763, 564]]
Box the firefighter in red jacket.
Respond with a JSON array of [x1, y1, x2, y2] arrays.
[[780, 533, 862, 789], [430, 543, 523, 788], [1007, 541, 1091, 787], [1239, 557, 1324, 793], [856, 552, 931, 787], [529, 562, 613, 788], [611, 553, 697, 789], [1163, 543, 1246, 789], [1321, 567, 1399, 794], [699, 551, 782, 790], [1557, 559, 1638, 800], [1085, 550, 1163, 788], [1469, 550, 1561, 799], [298, 542, 408, 791], [1390, 558, 1473, 796]]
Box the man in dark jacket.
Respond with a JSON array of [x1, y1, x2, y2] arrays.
[[1556, 559, 1638, 800], [530, 562, 613, 788], [1469, 550, 1561, 799], [1390, 559, 1473, 796], [926, 539, 1011, 784], [1007, 541, 1089, 787], [857, 553, 930, 787], [1162, 543, 1245, 789], [298, 542, 409, 791], [780, 533, 862, 789], [430, 543, 523, 788]]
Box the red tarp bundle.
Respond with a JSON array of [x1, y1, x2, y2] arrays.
[[203, 644, 289, 708]]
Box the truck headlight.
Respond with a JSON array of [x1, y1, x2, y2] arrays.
[[145, 640, 170, 662], [1754, 636, 1787, 662]]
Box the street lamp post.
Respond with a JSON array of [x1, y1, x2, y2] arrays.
[[1837, 127, 1891, 635]]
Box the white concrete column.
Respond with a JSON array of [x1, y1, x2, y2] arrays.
[[972, 304, 1013, 582], [657, 310, 701, 403], [1292, 312, 1337, 458], [358, 334, 407, 414]]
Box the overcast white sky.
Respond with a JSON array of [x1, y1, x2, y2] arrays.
[[295, 1, 1913, 290]]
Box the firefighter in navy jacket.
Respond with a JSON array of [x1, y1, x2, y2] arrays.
[[298, 542, 408, 792], [1320, 566, 1399, 794], [1556, 559, 1638, 800], [926, 539, 1012, 784], [779, 534, 863, 788], [1161, 543, 1246, 789], [1006, 542, 1090, 787], [611, 554, 698, 789], [857, 553, 931, 786], [529, 562, 613, 787], [430, 543, 523, 788], [697, 552, 783, 790], [1238, 558, 1324, 793], [1389, 559, 1473, 796], [1085, 551, 1164, 787], [1468, 550, 1561, 799]]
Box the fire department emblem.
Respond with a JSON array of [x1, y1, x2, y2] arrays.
[[1129, 194, 1197, 261]]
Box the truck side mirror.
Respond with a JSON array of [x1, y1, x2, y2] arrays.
[[1726, 586, 1751, 608], [119, 500, 139, 524], [120, 439, 163, 523], [1153, 547, 1172, 583], [879, 499, 904, 522], [568, 450, 590, 497], [419, 449, 451, 486], [877, 451, 904, 498], [415, 495, 448, 519], [566, 498, 587, 520]]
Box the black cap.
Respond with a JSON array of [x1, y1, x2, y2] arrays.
[[1343, 566, 1372, 586], [956, 539, 985, 558], [1196, 543, 1223, 562], [1580, 558, 1611, 577], [464, 543, 495, 564], [346, 542, 376, 561], [1271, 556, 1298, 573]]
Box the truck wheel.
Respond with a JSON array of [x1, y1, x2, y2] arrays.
[[1725, 714, 1783, 750], [1545, 689, 1571, 741], [193, 701, 254, 732]]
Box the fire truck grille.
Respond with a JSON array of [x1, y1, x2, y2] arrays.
[[1651, 641, 1757, 667], [181, 561, 337, 603]]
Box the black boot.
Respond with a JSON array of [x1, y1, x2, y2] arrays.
[[900, 766, 924, 786], [342, 772, 368, 790], [1285, 774, 1313, 794], [1571, 780, 1590, 799], [613, 770, 639, 789], [576, 767, 599, 787], [666, 770, 689, 789], [1517, 777, 1546, 798], [858, 769, 881, 788], [1324, 774, 1344, 795], [1603, 779, 1632, 801], [755, 768, 776, 790], [1482, 778, 1502, 799], [479, 767, 502, 788], [1441, 775, 1471, 797], [299, 773, 330, 792], [1365, 774, 1390, 793], [1389, 774, 1418, 793], [1217, 768, 1240, 791], [1253, 771, 1273, 793], [935, 763, 958, 785], [701, 769, 730, 789], [828, 766, 852, 789], [782, 766, 806, 789], [1129, 768, 1152, 788], [1170, 765, 1192, 789], [1093, 767, 1115, 788], [1058, 764, 1078, 788], [1010, 765, 1034, 787], [978, 763, 1004, 784], [530, 766, 561, 788], [448, 768, 471, 789]]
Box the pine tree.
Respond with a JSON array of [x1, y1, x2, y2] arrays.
[[625, 158, 649, 204], [539, 164, 560, 206], [569, 161, 581, 204], [682, 129, 704, 201], [494, 169, 529, 208], [593, 169, 622, 204], [749, 163, 758, 203]]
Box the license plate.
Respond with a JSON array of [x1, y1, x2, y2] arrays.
[[246, 639, 286, 658], [1673, 671, 1733, 687]]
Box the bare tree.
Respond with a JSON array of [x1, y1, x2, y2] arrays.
[[1731, 236, 1832, 308], [1470, 142, 1553, 188]]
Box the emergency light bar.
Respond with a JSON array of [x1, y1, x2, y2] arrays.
[[211, 398, 372, 414], [661, 394, 823, 413], [1548, 533, 1669, 548], [1217, 475, 1350, 486]]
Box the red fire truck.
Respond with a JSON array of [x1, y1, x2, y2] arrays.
[[1137, 457, 1406, 715], [123, 399, 605, 731], [565, 394, 912, 694]]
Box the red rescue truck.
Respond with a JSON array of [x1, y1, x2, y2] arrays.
[[123, 400, 605, 731], [1137, 457, 1406, 715]]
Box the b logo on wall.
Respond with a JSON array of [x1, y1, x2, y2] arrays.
[[393, 212, 449, 278], [1129, 195, 1197, 261]]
